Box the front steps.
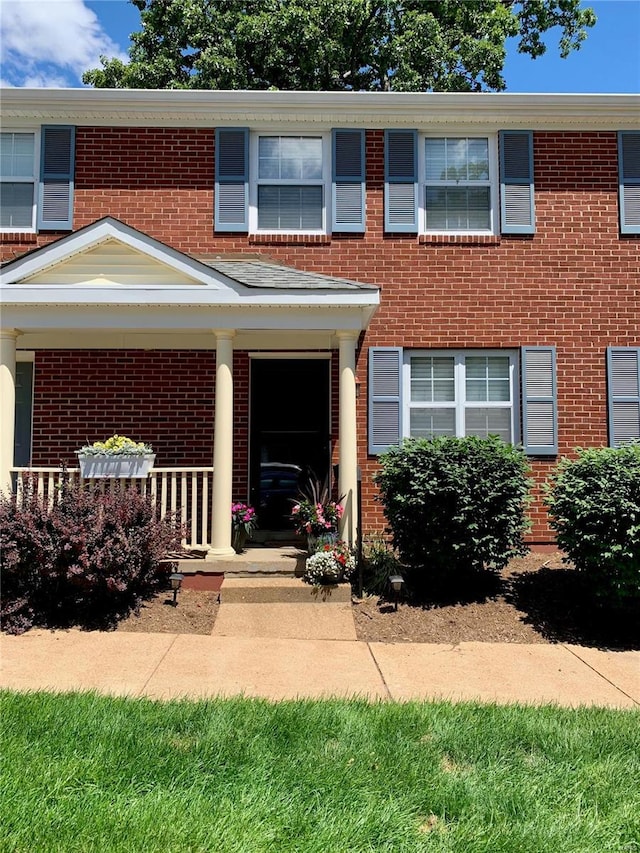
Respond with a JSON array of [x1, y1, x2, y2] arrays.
[[174, 546, 307, 578]]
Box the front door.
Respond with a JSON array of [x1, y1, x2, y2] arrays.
[[250, 358, 331, 532]]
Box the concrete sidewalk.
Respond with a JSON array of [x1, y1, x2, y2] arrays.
[[1, 629, 638, 708]]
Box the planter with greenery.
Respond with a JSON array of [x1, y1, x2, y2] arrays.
[[76, 435, 155, 478]]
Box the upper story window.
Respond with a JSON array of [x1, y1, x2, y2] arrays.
[[0, 125, 74, 234], [0, 131, 37, 231], [215, 127, 364, 235], [385, 129, 534, 236], [424, 137, 492, 232], [255, 136, 326, 231]]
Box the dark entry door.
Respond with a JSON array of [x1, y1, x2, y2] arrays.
[[250, 359, 330, 530]]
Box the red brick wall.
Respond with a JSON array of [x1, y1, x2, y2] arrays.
[[5, 127, 638, 541], [32, 351, 215, 468]]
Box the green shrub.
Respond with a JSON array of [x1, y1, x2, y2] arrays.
[[0, 477, 184, 633], [545, 444, 640, 601], [373, 436, 531, 589]]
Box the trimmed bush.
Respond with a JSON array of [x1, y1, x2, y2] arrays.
[[545, 444, 640, 601], [374, 436, 531, 588], [0, 478, 184, 633]]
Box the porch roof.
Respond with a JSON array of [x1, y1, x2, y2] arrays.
[[0, 218, 379, 349]]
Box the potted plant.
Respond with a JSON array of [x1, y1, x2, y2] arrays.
[[291, 499, 344, 552], [231, 502, 257, 553], [303, 540, 355, 586], [76, 435, 155, 479]]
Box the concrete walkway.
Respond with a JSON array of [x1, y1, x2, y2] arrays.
[[1, 629, 638, 708]]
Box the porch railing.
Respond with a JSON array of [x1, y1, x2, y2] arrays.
[[10, 466, 215, 549]]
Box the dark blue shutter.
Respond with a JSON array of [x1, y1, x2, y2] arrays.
[[332, 129, 365, 233], [500, 131, 535, 235], [521, 346, 557, 455], [14, 361, 33, 467], [607, 347, 640, 446], [368, 348, 403, 454], [215, 128, 249, 232], [384, 130, 418, 233], [38, 125, 75, 230], [618, 132, 640, 235]]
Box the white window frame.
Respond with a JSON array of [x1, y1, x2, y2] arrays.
[[419, 133, 498, 236], [0, 128, 39, 233], [403, 349, 519, 442], [249, 131, 331, 234]]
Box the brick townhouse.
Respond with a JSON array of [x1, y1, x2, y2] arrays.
[[0, 89, 638, 556]]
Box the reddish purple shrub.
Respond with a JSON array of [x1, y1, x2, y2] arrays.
[[0, 477, 184, 633]]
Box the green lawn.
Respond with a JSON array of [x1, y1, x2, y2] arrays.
[[1, 691, 638, 853]]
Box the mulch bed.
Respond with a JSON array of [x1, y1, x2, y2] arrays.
[[114, 552, 639, 650]]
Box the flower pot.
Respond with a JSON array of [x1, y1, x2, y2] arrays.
[[77, 453, 156, 479], [232, 528, 248, 554]]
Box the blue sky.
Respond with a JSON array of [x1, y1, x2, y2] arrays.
[[1, 0, 638, 92]]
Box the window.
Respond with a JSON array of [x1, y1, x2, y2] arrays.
[[368, 346, 556, 455], [252, 134, 329, 233], [424, 138, 492, 231], [384, 129, 534, 235], [406, 351, 516, 442], [215, 128, 365, 234], [0, 125, 74, 233], [0, 131, 37, 231]]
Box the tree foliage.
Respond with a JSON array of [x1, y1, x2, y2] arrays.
[[83, 0, 596, 92]]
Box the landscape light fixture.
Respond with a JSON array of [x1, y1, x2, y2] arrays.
[[169, 572, 184, 607], [388, 574, 405, 611]]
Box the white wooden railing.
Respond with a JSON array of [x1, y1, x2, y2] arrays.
[[10, 466, 215, 549]]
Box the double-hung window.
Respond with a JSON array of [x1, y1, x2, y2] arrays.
[[253, 135, 328, 232], [406, 351, 516, 442], [0, 131, 38, 231], [424, 137, 493, 232]]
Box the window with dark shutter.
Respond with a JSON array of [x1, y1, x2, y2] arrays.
[[618, 132, 640, 235], [38, 125, 75, 231], [499, 131, 535, 235], [368, 348, 403, 454], [215, 128, 249, 232], [521, 346, 557, 455], [332, 129, 365, 232], [607, 347, 640, 445]]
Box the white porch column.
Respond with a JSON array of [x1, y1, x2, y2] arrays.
[[0, 330, 18, 496], [337, 331, 359, 547], [209, 329, 236, 557]]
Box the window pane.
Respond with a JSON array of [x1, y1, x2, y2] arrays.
[[425, 138, 446, 181], [0, 182, 34, 228], [467, 138, 489, 181], [466, 357, 510, 402], [258, 185, 322, 230], [426, 187, 490, 230], [465, 408, 511, 442], [411, 356, 454, 402], [446, 138, 468, 180], [1, 133, 34, 178], [487, 356, 509, 379], [410, 408, 456, 438], [260, 136, 322, 181]]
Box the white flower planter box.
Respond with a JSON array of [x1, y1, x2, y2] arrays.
[[76, 453, 156, 479]]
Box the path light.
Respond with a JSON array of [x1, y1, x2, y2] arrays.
[[169, 572, 184, 607], [388, 574, 405, 611]]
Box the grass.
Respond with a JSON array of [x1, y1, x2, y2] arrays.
[[1, 692, 639, 853]]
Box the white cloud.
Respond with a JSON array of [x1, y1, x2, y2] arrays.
[[0, 0, 127, 87]]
